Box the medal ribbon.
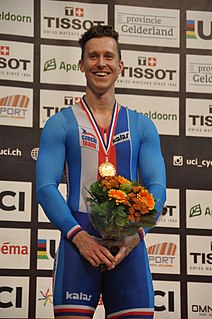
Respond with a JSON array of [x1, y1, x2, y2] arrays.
[[80, 96, 118, 159]]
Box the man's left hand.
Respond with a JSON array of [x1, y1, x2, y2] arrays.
[[107, 233, 141, 270]]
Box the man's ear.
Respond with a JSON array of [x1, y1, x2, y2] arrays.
[[118, 60, 124, 74], [79, 59, 84, 72]]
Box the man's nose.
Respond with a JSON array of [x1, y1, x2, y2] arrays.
[[97, 56, 106, 67]]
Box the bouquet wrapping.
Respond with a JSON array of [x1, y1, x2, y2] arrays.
[[84, 175, 157, 241]]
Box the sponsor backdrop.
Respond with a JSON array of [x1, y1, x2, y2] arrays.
[[0, 0, 211, 318]]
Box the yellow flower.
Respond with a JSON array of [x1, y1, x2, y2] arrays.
[[108, 189, 127, 204]]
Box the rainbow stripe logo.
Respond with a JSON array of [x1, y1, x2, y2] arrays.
[[37, 239, 48, 259], [186, 20, 197, 39]]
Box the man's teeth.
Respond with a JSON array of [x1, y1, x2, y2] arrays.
[[95, 72, 108, 76]]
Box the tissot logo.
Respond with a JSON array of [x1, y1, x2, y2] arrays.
[[0, 45, 10, 55], [0, 41, 33, 82], [138, 57, 156, 67], [40, 89, 83, 127], [43, 96, 81, 118], [188, 106, 212, 126], [41, 1, 107, 40], [43, 14, 103, 30], [187, 236, 212, 275], [0, 45, 30, 71], [186, 99, 212, 137], [157, 188, 179, 228], [121, 56, 176, 81], [64, 7, 84, 17], [116, 50, 179, 92]]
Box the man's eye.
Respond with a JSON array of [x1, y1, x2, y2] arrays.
[[106, 55, 113, 59]]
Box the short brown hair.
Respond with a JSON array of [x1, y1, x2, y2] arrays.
[[79, 25, 121, 61]]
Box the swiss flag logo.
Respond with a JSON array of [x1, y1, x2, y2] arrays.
[[75, 8, 84, 17], [0, 46, 10, 55], [148, 57, 156, 67]]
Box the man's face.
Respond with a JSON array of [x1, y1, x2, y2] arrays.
[[79, 36, 124, 94]]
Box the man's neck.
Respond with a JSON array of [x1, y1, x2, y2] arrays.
[[83, 90, 115, 115]]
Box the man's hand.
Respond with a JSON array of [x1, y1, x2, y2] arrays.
[[107, 233, 141, 270], [72, 230, 116, 268]]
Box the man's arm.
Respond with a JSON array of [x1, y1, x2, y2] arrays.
[[112, 113, 166, 268], [36, 112, 115, 268]]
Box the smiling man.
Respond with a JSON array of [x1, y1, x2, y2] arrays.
[[36, 25, 166, 319]]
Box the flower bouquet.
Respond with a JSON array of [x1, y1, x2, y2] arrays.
[[84, 175, 157, 242]]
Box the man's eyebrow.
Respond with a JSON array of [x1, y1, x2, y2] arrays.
[[88, 50, 115, 55]]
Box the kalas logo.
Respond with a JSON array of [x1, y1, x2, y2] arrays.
[[0, 45, 30, 71], [186, 19, 212, 40], [121, 56, 176, 80], [43, 6, 105, 31]]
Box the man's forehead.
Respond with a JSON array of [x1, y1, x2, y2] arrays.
[[84, 37, 118, 52]]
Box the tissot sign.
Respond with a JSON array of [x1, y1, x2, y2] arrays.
[[116, 51, 179, 91], [41, 1, 107, 40]]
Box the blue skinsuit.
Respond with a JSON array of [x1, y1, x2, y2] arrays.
[[36, 101, 166, 318]]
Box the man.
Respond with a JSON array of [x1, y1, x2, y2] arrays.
[[36, 25, 166, 319]]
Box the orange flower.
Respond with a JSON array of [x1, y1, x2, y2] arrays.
[[117, 176, 131, 185], [137, 190, 155, 210], [108, 189, 127, 204]]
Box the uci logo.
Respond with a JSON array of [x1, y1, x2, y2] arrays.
[[0, 286, 23, 308]]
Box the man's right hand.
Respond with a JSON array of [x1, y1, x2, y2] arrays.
[[72, 230, 116, 269]]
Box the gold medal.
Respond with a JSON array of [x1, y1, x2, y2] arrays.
[[99, 161, 116, 177]]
